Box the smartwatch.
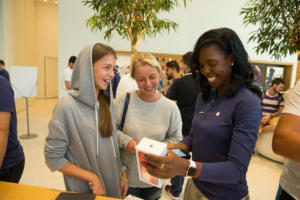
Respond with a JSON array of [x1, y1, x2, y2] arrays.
[[186, 160, 197, 177]]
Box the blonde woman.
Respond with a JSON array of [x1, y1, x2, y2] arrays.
[[115, 53, 183, 200]]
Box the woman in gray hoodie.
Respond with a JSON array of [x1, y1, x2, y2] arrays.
[[45, 43, 128, 198]]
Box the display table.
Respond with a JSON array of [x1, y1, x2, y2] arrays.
[[0, 181, 120, 200]]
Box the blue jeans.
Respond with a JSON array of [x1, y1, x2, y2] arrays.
[[170, 175, 184, 197], [276, 185, 295, 200], [128, 186, 162, 200]]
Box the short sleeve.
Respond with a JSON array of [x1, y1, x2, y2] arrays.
[[282, 81, 300, 116], [64, 69, 72, 82], [0, 77, 14, 112]]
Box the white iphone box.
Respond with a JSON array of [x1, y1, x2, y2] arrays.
[[135, 137, 167, 188]]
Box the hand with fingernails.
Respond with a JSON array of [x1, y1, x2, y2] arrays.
[[142, 147, 199, 179], [126, 139, 137, 154]]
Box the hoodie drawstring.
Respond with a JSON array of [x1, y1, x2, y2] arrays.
[[111, 137, 116, 158], [95, 104, 116, 158], [95, 105, 99, 155]]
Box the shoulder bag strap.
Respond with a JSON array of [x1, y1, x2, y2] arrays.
[[120, 92, 130, 131]]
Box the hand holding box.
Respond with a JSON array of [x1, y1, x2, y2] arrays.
[[135, 137, 167, 188]]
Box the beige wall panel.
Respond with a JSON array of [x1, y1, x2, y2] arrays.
[[35, 1, 58, 98], [44, 57, 58, 98], [3, 0, 36, 67]]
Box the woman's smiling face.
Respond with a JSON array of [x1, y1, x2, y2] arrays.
[[93, 54, 115, 91], [134, 64, 160, 98], [198, 44, 234, 96]]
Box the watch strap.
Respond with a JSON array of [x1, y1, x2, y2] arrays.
[[186, 160, 197, 177]]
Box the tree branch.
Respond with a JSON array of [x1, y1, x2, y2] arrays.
[[278, 0, 291, 30], [137, 28, 146, 42]]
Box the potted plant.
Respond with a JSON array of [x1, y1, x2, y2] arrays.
[[82, 0, 189, 61]]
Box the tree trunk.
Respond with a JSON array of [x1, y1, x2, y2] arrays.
[[296, 50, 300, 84], [131, 42, 138, 65]]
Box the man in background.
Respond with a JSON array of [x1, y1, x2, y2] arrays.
[[165, 52, 199, 200], [62, 56, 76, 96], [165, 60, 181, 97], [111, 65, 121, 98], [166, 60, 180, 80], [260, 78, 285, 134]]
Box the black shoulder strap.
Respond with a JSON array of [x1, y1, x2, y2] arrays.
[[120, 92, 130, 131]]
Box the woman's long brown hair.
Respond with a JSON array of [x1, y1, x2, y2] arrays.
[[92, 43, 116, 138]]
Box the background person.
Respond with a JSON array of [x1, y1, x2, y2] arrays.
[[115, 72, 138, 99], [115, 53, 182, 200], [166, 60, 181, 81], [260, 78, 285, 134], [164, 51, 199, 199], [0, 75, 25, 183], [144, 28, 261, 200], [111, 65, 121, 98], [45, 43, 128, 198], [0, 59, 10, 80], [273, 81, 300, 200], [62, 56, 76, 96], [165, 60, 180, 96]]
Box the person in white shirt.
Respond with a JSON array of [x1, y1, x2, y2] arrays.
[[115, 73, 138, 99], [62, 56, 76, 96], [273, 81, 300, 200]]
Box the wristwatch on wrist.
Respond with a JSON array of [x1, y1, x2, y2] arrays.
[[186, 160, 197, 177], [121, 165, 127, 172]]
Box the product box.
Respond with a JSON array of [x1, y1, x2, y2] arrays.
[[135, 137, 167, 188]]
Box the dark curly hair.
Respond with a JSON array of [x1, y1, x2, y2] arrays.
[[190, 27, 261, 101]]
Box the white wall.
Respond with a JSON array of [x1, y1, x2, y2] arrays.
[[59, 0, 297, 97]]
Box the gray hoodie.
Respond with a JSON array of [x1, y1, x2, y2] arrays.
[[44, 44, 122, 198]]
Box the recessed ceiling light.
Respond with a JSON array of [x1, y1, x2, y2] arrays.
[[54, 0, 58, 4], [43, 0, 47, 2]]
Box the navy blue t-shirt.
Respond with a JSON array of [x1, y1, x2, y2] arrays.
[[0, 69, 10, 81], [0, 75, 24, 169]]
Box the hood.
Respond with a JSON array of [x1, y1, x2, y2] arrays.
[[70, 43, 110, 108], [70, 43, 114, 156]]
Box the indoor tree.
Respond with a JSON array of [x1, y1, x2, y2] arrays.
[[240, 0, 300, 79], [82, 0, 189, 61]]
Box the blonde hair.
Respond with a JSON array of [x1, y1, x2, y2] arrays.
[[130, 53, 161, 79]]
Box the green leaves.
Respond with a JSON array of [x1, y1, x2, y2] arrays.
[[82, 0, 189, 49], [240, 0, 300, 59]]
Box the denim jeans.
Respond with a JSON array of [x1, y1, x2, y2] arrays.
[[276, 185, 296, 200], [169, 175, 185, 197], [127, 186, 162, 200]]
